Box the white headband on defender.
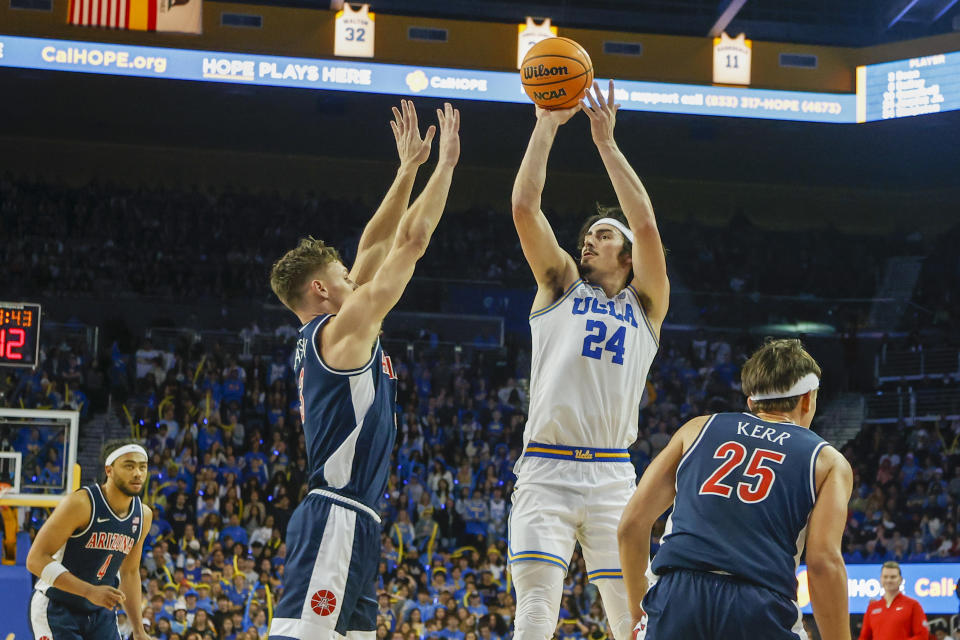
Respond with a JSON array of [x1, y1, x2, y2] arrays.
[[749, 373, 820, 402], [589, 218, 634, 244], [105, 444, 148, 466]]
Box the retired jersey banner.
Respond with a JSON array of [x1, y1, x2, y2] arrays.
[[68, 0, 201, 33]]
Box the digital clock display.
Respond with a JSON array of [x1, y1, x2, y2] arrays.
[[0, 302, 42, 368]]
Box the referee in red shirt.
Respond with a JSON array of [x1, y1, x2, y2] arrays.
[[859, 561, 929, 640]]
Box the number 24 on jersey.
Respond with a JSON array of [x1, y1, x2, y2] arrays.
[[581, 320, 626, 365]]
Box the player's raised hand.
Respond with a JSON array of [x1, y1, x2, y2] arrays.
[[436, 102, 460, 168], [582, 79, 621, 146], [535, 103, 581, 127], [391, 99, 436, 167], [85, 584, 126, 609]]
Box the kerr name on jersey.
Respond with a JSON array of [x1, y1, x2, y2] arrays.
[[736, 420, 792, 446]]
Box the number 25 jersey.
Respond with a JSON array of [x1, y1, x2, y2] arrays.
[[651, 412, 829, 600], [522, 279, 659, 453]]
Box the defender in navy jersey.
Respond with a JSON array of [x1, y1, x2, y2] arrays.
[[27, 439, 153, 640], [619, 339, 853, 640], [267, 101, 460, 640]]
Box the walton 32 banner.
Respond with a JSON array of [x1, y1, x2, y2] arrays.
[[796, 563, 960, 614]]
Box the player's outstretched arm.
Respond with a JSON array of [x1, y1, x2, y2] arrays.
[[25, 491, 126, 610], [618, 416, 708, 627], [324, 103, 460, 371], [582, 80, 669, 331], [349, 99, 436, 286], [119, 504, 153, 640], [806, 446, 853, 640], [511, 106, 580, 297]]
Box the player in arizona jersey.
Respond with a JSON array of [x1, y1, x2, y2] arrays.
[[267, 101, 460, 640], [27, 439, 152, 640], [619, 339, 853, 640], [509, 80, 669, 640]]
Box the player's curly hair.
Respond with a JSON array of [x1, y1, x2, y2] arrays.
[[576, 205, 668, 287], [576, 205, 633, 260], [270, 237, 342, 311], [741, 338, 822, 413]]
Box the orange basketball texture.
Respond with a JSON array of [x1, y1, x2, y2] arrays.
[[520, 37, 594, 110]]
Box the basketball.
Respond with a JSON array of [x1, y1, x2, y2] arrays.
[[520, 37, 594, 110]]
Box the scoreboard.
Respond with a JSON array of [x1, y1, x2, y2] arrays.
[[0, 302, 42, 368], [857, 50, 960, 122]]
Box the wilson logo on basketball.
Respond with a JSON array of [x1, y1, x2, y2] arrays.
[[311, 589, 337, 616], [523, 64, 569, 79]]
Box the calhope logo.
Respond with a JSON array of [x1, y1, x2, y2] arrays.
[[406, 70, 428, 92]]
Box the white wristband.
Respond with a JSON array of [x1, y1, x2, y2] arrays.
[[41, 560, 69, 586]]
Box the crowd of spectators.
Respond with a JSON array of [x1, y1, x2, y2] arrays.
[[2, 174, 937, 306], [3, 174, 960, 639], [3, 322, 758, 640], [841, 418, 960, 564]]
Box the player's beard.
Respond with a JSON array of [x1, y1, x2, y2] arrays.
[[113, 476, 143, 497], [578, 258, 596, 280]]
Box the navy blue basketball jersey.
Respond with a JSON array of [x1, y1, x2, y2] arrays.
[[39, 484, 143, 612], [294, 314, 398, 510], [651, 412, 828, 600]]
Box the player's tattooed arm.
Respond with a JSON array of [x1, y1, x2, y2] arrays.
[[511, 105, 581, 304], [350, 100, 436, 287], [120, 504, 154, 640], [582, 80, 669, 333], [25, 490, 126, 609]]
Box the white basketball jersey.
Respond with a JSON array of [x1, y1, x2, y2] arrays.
[[517, 17, 557, 69], [334, 3, 375, 59], [522, 279, 658, 453]]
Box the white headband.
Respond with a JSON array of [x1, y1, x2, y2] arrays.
[[749, 373, 820, 402], [589, 218, 634, 244], [105, 444, 148, 466]]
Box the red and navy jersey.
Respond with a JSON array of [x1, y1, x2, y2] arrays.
[[38, 484, 143, 612], [651, 412, 828, 600], [295, 314, 398, 510]]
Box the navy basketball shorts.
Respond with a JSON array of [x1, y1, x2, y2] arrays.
[[639, 569, 806, 640], [30, 590, 121, 640], [269, 489, 381, 639]]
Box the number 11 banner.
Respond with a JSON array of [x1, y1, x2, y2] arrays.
[[335, 3, 374, 59], [713, 32, 751, 86]]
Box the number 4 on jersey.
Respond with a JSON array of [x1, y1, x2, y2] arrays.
[[699, 441, 785, 503], [96, 555, 112, 581]]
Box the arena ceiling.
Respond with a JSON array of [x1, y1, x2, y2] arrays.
[[301, 0, 960, 48]]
